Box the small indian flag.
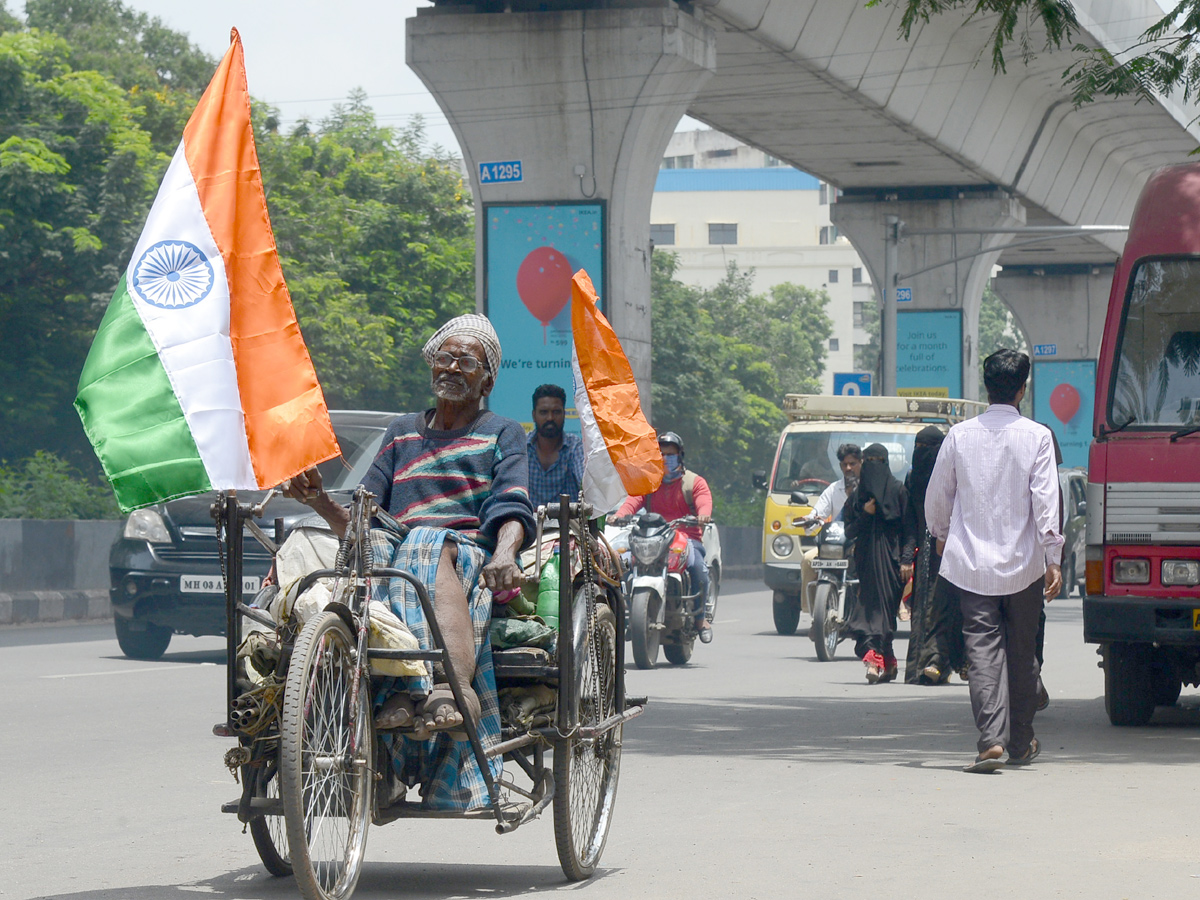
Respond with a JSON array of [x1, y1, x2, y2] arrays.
[[570, 269, 663, 511], [75, 30, 339, 512]]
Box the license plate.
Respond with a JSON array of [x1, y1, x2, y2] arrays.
[[810, 559, 849, 569], [1193, 609, 1200, 631], [180, 575, 261, 594]]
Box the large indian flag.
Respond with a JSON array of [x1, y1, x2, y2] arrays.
[[75, 30, 339, 512], [570, 270, 663, 511]]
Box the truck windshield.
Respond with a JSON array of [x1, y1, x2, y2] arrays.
[[772, 430, 917, 493], [1112, 258, 1200, 427]]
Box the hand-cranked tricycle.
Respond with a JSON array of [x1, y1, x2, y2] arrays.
[[211, 487, 644, 900]]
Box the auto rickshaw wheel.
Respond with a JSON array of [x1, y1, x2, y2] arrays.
[[280, 610, 373, 900], [772, 591, 801, 635]]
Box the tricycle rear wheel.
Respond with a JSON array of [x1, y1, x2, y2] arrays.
[[280, 611, 373, 900], [554, 603, 622, 881], [248, 743, 292, 877]]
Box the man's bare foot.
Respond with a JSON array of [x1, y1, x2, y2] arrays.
[[374, 693, 416, 730], [411, 683, 480, 740]]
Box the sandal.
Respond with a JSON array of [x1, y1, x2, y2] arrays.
[[1007, 738, 1041, 767], [963, 745, 1005, 773]]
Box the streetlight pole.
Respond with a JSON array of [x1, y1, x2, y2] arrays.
[[882, 214, 900, 396]]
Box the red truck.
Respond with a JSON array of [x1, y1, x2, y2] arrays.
[[1087, 162, 1200, 725]]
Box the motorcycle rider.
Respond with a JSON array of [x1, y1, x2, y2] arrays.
[[613, 432, 715, 642], [797, 443, 862, 605]]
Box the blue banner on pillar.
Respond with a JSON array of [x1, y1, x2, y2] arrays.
[[895, 310, 962, 398], [483, 203, 605, 432], [1033, 359, 1096, 469]]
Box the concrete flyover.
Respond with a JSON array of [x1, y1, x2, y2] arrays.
[[411, 1, 1200, 401]]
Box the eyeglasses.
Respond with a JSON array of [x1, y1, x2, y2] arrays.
[[431, 351, 486, 374]]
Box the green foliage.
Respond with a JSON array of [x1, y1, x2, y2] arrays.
[[0, 450, 119, 518], [0, 2, 474, 490], [886, 0, 1200, 115], [650, 252, 831, 516], [881, 0, 1079, 73], [256, 96, 475, 413]]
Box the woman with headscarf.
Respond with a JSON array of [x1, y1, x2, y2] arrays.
[[902, 426, 966, 684], [843, 443, 914, 683]]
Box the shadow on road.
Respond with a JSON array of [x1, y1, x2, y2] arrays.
[[29, 862, 612, 900], [624, 691, 1200, 767]]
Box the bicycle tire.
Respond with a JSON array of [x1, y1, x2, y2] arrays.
[[248, 742, 292, 877], [553, 603, 622, 881], [280, 610, 373, 900]]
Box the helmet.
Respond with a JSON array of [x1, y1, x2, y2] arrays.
[[657, 431, 685, 458]]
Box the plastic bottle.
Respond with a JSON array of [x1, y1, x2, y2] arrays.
[[536, 547, 561, 630]]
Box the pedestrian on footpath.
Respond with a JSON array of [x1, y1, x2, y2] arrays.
[[925, 349, 1063, 772]]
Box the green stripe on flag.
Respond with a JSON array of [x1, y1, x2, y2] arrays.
[[75, 275, 211, 511]]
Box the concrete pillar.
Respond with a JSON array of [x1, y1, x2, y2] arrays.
[[991, 264, 1113, 362], [831, 189, 1025, 399], [407, 7, 716, 422]]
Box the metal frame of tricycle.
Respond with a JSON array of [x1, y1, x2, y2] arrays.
[[214, 489, 644, 837]]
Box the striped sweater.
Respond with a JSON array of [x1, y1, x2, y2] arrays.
[[360, 410, 535, 552]]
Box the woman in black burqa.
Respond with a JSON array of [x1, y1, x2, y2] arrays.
[[844, 443, 915, 683], [902, 425, 966, 684]]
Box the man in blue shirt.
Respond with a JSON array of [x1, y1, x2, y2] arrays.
[[527, 383, 586, 509]]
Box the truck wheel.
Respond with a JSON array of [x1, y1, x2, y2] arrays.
[[1151, 659, 1182, 707], [114, 617, 172, 660], [1104, 643, 1156, 726], [772, 591, 801, 636]]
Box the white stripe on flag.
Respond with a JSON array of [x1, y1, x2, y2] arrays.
[[124, 141, 255, 489], [572, 351, 627, 512]]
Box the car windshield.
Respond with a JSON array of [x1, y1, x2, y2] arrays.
[[318, 421, 391, 490], [1111, 258, 1200, 427], [772, 429, 917, 492]]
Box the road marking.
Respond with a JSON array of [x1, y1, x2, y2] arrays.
[[41, 665, 201, 680], [714, 618, 740, 625]]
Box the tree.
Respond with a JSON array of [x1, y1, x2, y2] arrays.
[[887, 0, 1200, 111], [977, 285, 1033, 412], [649, 253, 832, 522], [255, 99, 475, 413]]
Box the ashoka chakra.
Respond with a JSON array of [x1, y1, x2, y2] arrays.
[[131, 240, 215, 309]]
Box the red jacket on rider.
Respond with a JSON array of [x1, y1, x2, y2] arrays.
[[617, 472, 712, 542]]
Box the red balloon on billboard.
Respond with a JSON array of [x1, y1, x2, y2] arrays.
[[517, 247, 573, 342], [1049, 382, 1081, 424]]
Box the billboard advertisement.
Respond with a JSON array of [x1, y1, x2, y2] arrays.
[[895, 309, 962, 398], [1033, 359, 1096, 469], [483, 203, 605, 431]]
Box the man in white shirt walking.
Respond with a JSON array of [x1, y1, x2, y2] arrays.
[[925, 349, 1063, 772]]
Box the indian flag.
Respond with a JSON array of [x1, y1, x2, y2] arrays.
[[570, 269, 663, 511], [75, 29, 339, 512]]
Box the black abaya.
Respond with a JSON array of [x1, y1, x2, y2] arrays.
[[844, 446, 911, 661]]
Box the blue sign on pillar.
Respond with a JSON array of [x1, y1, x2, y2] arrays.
[[483, 202, 605, 432], [833, 373, 872, 396], [895, 310, 962, 398]]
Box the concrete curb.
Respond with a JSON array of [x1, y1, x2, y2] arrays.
[[0, 590, 111, 626]]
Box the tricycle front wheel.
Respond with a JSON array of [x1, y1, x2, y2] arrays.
[[554, 603, 622, 881], [280, 611, 373, 900]]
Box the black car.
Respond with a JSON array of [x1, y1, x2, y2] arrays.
[[109, 410, 398, 659]]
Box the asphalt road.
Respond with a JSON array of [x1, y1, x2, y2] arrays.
[[3, 583, 1199, 900]]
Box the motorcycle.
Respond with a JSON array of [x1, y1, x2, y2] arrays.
[[615, 513, 716, 668], [801, 510, 858, 662]]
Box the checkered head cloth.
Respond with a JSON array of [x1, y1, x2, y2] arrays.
[[422, 314, 502, 376]]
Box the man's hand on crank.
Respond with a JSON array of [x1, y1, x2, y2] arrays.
[[282, 466, 325, 504]]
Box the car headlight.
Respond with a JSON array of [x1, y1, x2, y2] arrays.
[[124, 509, 170, 543], [1162, 560, 1200, 586], [630, 535, 668, 566], [1112, 558, 1150, 584], [818, 543, 844, 560], [771, 534, 793, 557]]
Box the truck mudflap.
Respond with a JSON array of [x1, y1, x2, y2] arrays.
[[1083, 595, 1200, 645]]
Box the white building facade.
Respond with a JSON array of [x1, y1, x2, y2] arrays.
[[652, 130, 873, 394]]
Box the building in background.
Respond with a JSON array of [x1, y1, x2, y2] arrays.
[[652, 130, 873, 394]]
